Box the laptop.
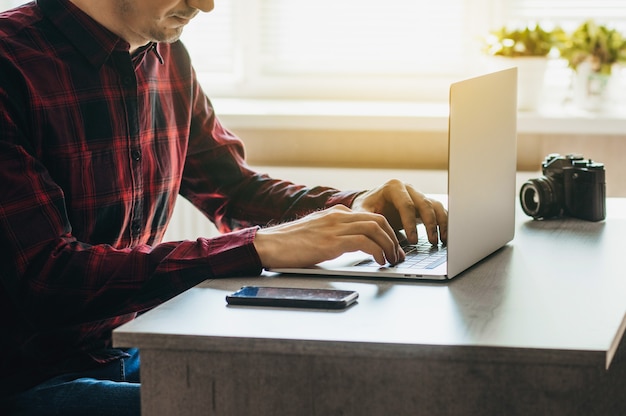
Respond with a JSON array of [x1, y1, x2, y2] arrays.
[[272, 67, 518, 280]]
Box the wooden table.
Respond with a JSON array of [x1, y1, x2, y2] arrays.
[[114, 199, 626, 415]]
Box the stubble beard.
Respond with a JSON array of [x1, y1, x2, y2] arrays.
[[116, 0, 185, 45]]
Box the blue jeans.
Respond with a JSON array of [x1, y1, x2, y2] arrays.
[[10, 348, 141, 416]]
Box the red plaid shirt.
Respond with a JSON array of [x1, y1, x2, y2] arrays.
[[0, 0, 357, 395]]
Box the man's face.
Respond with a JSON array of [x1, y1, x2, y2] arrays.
[[114, 0, 214, 48]]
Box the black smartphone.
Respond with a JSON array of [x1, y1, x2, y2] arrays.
[[226, 286, 359, 309]]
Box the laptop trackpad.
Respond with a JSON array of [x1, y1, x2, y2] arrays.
[[317, 251, 374, 268]]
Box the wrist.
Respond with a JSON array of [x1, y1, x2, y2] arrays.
[[253, 228, 277, 269], [349, 190, 368, 211]]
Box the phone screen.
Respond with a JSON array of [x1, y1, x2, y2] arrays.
[[226, 286, 358, 309]]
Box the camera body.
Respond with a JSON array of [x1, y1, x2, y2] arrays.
[[520, 153, 606, 221]]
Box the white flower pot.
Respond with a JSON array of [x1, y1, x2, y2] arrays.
[[572, 60, 614, 112]]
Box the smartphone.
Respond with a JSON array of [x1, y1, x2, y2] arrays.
[[226, 286, 358, 309]]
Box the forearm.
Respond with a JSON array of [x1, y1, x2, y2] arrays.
[[181, 130, 362, 230]]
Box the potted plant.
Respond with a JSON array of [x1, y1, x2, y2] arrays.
[[483, 24, 563, 110], [484, 24, 561, 58], [558, 20, 626, 75], [558, 20, 626, 111]]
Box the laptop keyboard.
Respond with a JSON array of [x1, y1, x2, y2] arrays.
[[400, 239, 447, 269], [355, 237, 447, 270]]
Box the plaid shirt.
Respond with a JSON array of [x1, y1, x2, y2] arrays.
[[0, 0, 357, 395]]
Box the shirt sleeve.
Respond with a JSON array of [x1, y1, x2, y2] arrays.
[[180, 76, 361, 233]]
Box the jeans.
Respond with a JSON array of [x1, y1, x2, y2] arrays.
[[9, 348, 141, 416]]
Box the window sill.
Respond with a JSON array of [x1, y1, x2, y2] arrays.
[[212, 98, 626, 135]]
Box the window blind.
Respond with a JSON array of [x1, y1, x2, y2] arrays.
[[181, 0, 472, 78], [180, 1, 235, 74], [258, 0, 468, 76]]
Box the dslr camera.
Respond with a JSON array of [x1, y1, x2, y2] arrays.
[[519, 153, 606, 221]]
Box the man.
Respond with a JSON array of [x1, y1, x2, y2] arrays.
[[0, 0, 447, 414]]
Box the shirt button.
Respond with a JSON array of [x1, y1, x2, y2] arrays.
[[131, 150, 142, 161]]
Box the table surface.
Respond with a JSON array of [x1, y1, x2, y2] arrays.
[[114, 198, 626, 370]]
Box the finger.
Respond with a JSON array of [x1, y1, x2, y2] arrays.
[[406, 187, 443, 245], [435, 202, 448, 244], [342, 234, 388, 265], [382, 181, 420, 244], [340, 216, 403, 265], [316, 208, 404, 265]]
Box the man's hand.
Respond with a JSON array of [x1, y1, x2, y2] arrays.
[[254, 205, 405, 269], [350, 179, 448, 245]]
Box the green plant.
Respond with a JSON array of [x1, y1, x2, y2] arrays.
[[558, 20, 626, 75], [484, 24, 563, 57]]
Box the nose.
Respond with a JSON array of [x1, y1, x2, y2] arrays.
[[187, 0, 214, 13]]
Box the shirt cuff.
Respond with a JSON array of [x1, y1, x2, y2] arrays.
[[324, 190, 365, 209], [205, 226, 263, 277]]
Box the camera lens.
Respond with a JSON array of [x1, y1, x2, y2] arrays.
[[519, 177, 563, 219]]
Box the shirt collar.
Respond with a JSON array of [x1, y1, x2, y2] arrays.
[[37, 0, 163, 69]]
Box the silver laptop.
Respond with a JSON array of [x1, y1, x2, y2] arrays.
[[273, 68, 518, 280]]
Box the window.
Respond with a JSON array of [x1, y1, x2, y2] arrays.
[[182, 0, 492, 101], [182, 0, 626, 102]]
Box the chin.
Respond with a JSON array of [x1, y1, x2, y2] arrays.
[[150, 28, 184, 44]]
